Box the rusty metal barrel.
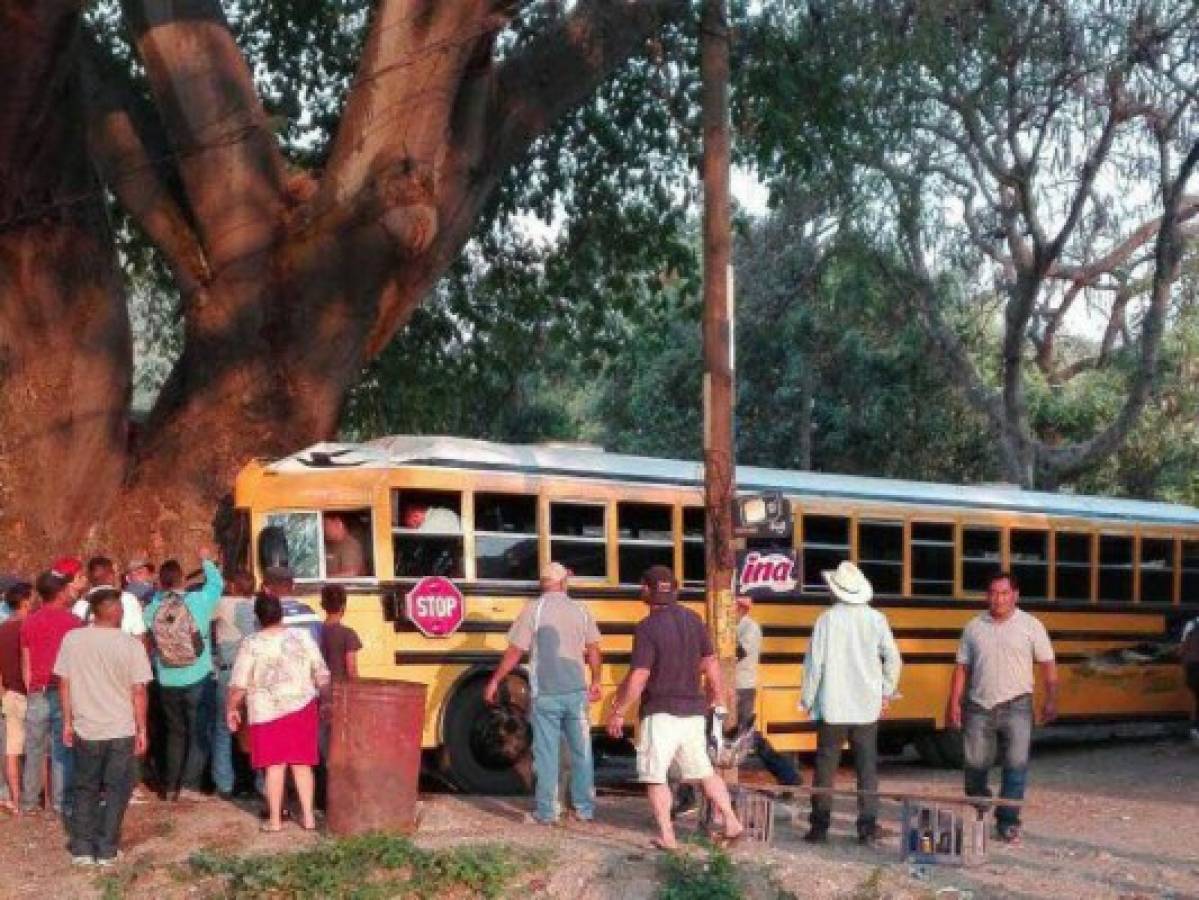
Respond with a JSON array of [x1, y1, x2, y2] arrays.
[[326, 679, 427, 835]]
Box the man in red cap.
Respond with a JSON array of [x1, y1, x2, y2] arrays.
[[20, 570, 83, 815], [51, 556, 88, 614]]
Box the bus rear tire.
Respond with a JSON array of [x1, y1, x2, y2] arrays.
[[440, 676, 533, 795]]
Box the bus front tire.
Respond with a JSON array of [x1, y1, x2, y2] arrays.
[[440, 677, 533, 795]]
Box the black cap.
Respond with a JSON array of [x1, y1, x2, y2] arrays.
[[642, 565, 678, 604]]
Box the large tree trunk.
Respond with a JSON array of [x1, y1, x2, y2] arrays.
[[0, 0, 686, 570], [0, 1, 132, 570]]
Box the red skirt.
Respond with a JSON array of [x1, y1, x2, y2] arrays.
[[249, 700, 319, 768]]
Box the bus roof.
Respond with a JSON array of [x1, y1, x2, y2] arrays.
[[265, 435, 1199, 526]]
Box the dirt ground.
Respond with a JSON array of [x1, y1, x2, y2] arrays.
[[1, 737, 1196, 899]]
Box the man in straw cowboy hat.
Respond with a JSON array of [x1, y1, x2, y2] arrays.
[[801, 560, 902, 845]]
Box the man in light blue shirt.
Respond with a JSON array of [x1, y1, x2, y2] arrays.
[[801, 561, 902, 845], [144, 549, 223, 801]]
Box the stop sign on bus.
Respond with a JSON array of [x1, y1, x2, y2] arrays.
[[405, 576, 466, 638]]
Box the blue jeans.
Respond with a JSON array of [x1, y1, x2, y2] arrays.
[[68, 737, 135, 860], [22, 689, 73, 814], [531, 690, 594, 822], [210, 667, 235, 795], [963, 694, 1033, 829]]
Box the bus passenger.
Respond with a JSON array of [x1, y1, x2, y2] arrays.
[[605, 565, 743, 851], [946, 570, 1058, 845], [801, 561, 902, 846], [485, 562, 601, 825], [323, 514, 367, 578]]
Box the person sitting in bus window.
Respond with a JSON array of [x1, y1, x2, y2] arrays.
[[323, 513, 368, 578], [400, 502, 461, 533]]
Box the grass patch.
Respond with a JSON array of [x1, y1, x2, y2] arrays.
[[188, 832, 546, 899], [657, 845, 743, 900]]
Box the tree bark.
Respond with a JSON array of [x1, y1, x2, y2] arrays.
[[0, 1, 132, 569], [0, 0, 686, 568]]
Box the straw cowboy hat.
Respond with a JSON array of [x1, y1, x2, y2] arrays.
[[822, 560, 873, 605]]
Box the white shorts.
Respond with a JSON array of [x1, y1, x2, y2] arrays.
[[636, 713, 713, 784]]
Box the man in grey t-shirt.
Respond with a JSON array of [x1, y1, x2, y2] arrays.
[[485, 563, 602, 824], [947, 571, 1057, 844], [56, 589, 152, 865]]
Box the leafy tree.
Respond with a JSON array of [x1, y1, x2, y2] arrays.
[[741, 0, 1199, 488]]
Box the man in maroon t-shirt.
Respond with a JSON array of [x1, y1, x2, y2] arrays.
[[20, 571, 83, 814], [0, 581, 32, 812], [606, 566, 742, 850]]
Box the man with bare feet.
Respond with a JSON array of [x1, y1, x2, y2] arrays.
[[606, 566, 742, 851]]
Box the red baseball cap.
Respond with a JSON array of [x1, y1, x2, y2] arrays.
[[51, 556, 83, 579]]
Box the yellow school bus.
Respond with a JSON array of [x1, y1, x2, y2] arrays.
[[232, 435, 1198, 791]]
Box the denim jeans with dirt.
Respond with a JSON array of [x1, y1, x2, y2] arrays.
[[963, 693, 1033, 830], [531, 690, 595, 823], [22, 689, 73, 814]]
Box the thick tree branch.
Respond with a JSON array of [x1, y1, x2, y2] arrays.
[[121, 0, 286, 272], [82, 42, 210, 297], [491, 0, 687, 172], [317, 0, 517, 258], [1043, 137, 1199, 481]]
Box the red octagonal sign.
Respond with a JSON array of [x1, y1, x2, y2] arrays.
[[405, 576, 466, 638]]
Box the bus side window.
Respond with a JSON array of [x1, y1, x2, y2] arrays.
[[961, 526, 1001, 593], [911, 522, 954, 597], [1139, 537, 1174, 604], [264, 512, 322, 580], [1055, 532, 1092, 601], [392, 490, 463, 579], [1098, 534, 1133, 602], [1011, 529, 1048, 599], [617, 502, 674, 584], [475, 493, 538, 581], [801, 515, 850, 593], [682, 507, 705, 585], [857, 520, 903, 596], [1182, 540, 1199, 604], [550, 502, 607, 579], [323, 509, 375, 578]]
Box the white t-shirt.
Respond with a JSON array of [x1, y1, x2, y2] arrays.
[[73, 589, 148, 638]]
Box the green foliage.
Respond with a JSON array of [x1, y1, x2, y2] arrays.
[[188, 832, 543, 899], [657, 846, 743, 900]]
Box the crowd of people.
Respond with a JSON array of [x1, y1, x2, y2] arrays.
[[493, 559, 1066, 850], [1, 542, 1194, 866], [0, 550, 362, 865]]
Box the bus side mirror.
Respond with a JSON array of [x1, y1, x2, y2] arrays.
[[258, 525, 289, 572]]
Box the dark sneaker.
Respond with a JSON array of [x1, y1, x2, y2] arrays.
[[802, 828, 829, 844]]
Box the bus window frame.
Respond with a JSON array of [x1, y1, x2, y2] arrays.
[[615, 500, 675, 587], [471, 490, 541, 585], [259, 507, 379, 585], [1096, 530, 1136, 604], [546, 497, 611, 584], [959, 522, 1003, 597], [1137, 529, 1177, 606], [908, 518, 957, 599]]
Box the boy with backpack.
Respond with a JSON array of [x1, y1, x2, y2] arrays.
[[143, 548, 223, 801]]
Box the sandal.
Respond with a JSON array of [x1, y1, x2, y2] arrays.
[[301, 820, 318, 832], [712, 829, 745, 848], [260, 822, 284, 833], [650, 838, 680, 852]]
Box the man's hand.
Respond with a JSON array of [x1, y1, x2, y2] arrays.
[[1039, 696, 1058, 725], [198, 546, 213, 562], [63, 721, 74, 748], [880, 696, 891, 717], [135, 728, 148, 757], [226, 708, 242, 733], [946, 702, 963, 730], [587, 683, 602, 704], [483, 679, 500, 706], [606, 711, 625, 739]]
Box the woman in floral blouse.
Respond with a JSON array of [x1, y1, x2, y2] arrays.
[[227, 592, 329, 832]]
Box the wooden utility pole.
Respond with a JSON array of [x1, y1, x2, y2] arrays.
[[700, 0, 737, 724]]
